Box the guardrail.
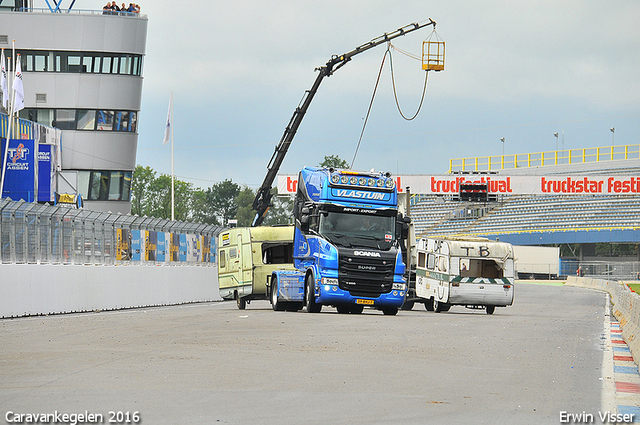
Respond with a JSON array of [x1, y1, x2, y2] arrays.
[[0, 198, 222, 266], [566, 276, 640, 365]]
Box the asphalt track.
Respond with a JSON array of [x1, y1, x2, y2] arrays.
[[0, 283, 616, 424]]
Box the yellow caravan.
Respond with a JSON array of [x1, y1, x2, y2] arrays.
[[218, 225, 294, 309]]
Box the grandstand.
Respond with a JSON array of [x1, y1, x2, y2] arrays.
[[410, 144, 640, 279]]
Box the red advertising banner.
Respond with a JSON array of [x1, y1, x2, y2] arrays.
[[277, 174, 640, 195]]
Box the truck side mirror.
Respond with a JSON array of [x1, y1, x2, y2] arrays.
[[300, 206, 310, 231]]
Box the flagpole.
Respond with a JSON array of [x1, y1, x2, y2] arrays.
[[0, 43, 15, 199], [170, 91, 174, 221]]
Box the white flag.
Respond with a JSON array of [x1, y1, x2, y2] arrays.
[[1, 49, 7, 110], [162, 93, 172, 145], [13, 54, 24, 113]]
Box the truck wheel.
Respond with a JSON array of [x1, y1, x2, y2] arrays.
[[350, 305, 364, 314], [286, 303, 303, 312], [336, 305, 350, 314], [486, 305, 496, 315], [270, 280, 286, 312], [305, 275, 322, 313], [425, 298, 434, 311], [382, 307, 398, 316], [236, 295, 246, 310], [401, 300, 415, 311]]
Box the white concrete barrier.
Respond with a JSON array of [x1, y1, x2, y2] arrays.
[[0, 264, 220, 318], [567, 276, 640, 364]]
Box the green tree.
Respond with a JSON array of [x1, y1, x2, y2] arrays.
[[191, 188, 217, 225], [235, 186, 256, 227], [131, 165, 194, 220], [148, 175, 194, 221], [131, 165, 156, 216], [192, 179, 241, 225], [320, 154, 350, 169], [262, 188, 293, 226]]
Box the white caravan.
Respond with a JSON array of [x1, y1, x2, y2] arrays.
[[415, 236, 515, 314]]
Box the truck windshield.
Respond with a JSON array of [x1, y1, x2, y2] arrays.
[[318, 211, 395, 250]]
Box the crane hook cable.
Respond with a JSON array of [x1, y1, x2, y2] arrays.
[[389, 44, 429, 121], [351, 43, 430, 168], [350, 47, 389, 169]]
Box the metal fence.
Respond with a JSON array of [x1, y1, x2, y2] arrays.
[[570, 261, 640, 282], [0, 198, 223, 266]]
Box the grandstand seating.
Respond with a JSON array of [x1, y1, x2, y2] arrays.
[[414, 194, 640, 239], [410, 149, 640, 243]]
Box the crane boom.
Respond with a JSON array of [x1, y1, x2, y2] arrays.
[[251, 19, 436, 227]]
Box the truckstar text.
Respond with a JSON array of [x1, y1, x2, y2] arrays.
[[430, 177, 513, 194]]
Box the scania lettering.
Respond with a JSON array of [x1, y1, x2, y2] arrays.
[[268, 167, 409, 315]]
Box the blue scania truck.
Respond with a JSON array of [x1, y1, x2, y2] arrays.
[[268, 167, 409, 315], [248, 21, 437, 314]]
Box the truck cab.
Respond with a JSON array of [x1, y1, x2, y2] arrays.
[[269, 167, 407, 315]]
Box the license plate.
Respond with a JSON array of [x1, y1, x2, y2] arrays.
[[356, 299, 375, 305]]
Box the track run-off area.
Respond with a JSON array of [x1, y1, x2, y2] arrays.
[[1, 282, 637, 425]]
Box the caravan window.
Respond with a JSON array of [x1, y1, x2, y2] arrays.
[[461, 259, 503, 278], [426, 253, 435, 270], [417, 252, 426, 268], [219, 250, 226, 268], [262, 243, 293, 264]]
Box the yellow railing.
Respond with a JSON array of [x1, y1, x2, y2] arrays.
[[449, 144, 640, 173], [0, 112, 34, 139]]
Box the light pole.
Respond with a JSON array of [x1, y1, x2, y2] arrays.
[[500, 137, 505, 157], [610, 127, 615, 160], [610, 127, 615, 146], [554, 132, 559, 151]]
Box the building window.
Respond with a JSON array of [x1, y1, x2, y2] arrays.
[[78, 170, 132, 202], [109, 171, 124, 200], [17, 49, 143, 76], [77, 110, 96, 130], [19, 108, 138, 133], [97, 111, 114, 131], [102, 56, 112, 73], [54, 109, 76, 130]]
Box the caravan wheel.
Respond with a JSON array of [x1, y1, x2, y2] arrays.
[[236, 295, 246, 310], [486, 305, 496, 315], [433, 299, 450, 313], [425, 298, 434, 311]]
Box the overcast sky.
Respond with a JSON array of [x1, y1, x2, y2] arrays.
[[87, 0, 640, 189]]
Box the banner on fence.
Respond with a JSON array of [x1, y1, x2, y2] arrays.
[[179, 234, 187, 262], [38, 143, 54, 202], [116, 228, 131, 261], [278, 174, 640, 195], [1, 138, 36, 201]]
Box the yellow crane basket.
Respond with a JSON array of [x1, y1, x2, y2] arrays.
[[422, 30, 444, 71]]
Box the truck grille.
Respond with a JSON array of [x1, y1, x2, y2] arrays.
[[338, 251, 395, 297]]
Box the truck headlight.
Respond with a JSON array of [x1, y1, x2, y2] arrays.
[[392, 283, 406, 291]]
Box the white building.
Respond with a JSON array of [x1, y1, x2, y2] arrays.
[[0, 1, 147, 213]]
